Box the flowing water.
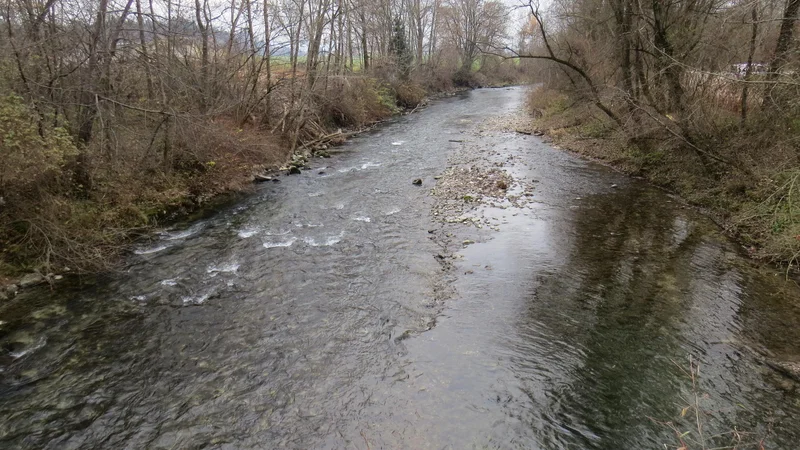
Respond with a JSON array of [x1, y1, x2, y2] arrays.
[[2, 87, 800, 449]]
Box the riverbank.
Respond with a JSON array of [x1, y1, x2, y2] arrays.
[[0, 82, 488, 298], [3, 87, 800, 449], [522, 86, 800, 270]]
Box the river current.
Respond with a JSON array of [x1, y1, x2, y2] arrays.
[[2, 87, 800, 449]]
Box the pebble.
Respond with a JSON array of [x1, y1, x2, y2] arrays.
[[18, 272, 45, 288]]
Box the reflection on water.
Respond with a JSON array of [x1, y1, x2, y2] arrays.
[[1, 87, 800, 449], [502, 186, 779, 449], [386, 131, 800, 449]]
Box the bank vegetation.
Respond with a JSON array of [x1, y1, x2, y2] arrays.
[[516, 0, 800, 264], [0, 0, 529, 279]]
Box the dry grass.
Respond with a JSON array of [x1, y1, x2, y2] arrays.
[[0, 62, 526, 279], [0, 112, 288, 276], [527, 85, 800, 265]]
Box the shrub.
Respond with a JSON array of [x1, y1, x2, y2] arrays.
[[394, 82, 426, 108], [0, 95, 77, 198], [314, 77, 395, 129], [452, 68, 478, 87], [413, 64, 456, 93]]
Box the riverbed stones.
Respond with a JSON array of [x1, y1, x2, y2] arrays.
[[18, 272, 45, 288], [412, 178, 423, 185], [480, 113, 537, 134], [284, 153, 309, 175], [766, 359, 800, 383]]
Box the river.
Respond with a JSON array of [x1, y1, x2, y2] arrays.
[[2, 87, 800, 449]]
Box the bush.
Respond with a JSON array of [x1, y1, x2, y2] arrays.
[[173, 118, 285, 197], [314, 77, 395, 128], [452, 68, 479, 88], [0, 95, 77, 198], [394, 82, 426, 108], [413, 65, 456, 93]]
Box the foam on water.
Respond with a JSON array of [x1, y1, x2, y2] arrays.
[[353, 216, 371, 223], [242, 228, 293, 238], [181, 293, 211, 305], [161, 223, 205, 241], [337, 161, 382, 173], [385, 208, 401, 216], [160, 279, 178, 286], [302, 232, 344, 247], [263, 237, 297, 248], [9, 338, 46, 359], [294, 223, 323, 228], [134, 244, 169, 255], [207, 263, 240, 275], [237, 228, 259, 238]]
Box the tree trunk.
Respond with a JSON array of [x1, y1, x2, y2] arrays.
[[769, 0, 800, 78], [360, 10, 369, 71], [135, 0, 153, 99], [741, 3, 758, 125], [77, 0, 108, 144], [612, 0, 634, 113], [263, 0, 272, 126], [194, 0, 209, 113]]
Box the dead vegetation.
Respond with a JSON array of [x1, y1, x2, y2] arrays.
[[513, 0, 800, 265], [528, 85, 800, 264], [0, 0, 531, 279]]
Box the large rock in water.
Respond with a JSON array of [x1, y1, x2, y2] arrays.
[[5, 284, 18, 297], [18, 272, 44, 288]]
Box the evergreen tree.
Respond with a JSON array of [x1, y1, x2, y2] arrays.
[[390, 18, 413, 80]]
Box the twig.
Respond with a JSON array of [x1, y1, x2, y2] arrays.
[[360, 430, 371, 450]]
